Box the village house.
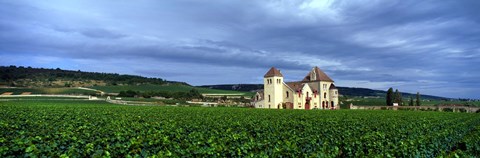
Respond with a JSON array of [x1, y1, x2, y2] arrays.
[[253, 67, 339, 110]]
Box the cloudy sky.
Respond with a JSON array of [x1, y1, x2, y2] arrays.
[[1, 0, 479, 98]]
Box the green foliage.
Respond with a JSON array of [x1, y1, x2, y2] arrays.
[[341, 97, 480, 107], [118, 88, 204, 100], [118, 90, 139, 97], [416, 92, 421, 106], [0, 65, 185, 87], [386, 88, 394, 106], [1, 100, 480, 157], [409, 96, 414, 106], [443, 108, 454, 112], [394, 89, 403, 106], [0, 87, 97, 95]]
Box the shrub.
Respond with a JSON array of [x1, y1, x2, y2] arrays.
[[443, 108, 454, 112]]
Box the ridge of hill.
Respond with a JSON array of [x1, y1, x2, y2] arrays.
[[0, 65, 187, 87], [198, 84, 448, 100], [0, 65, 251, 97]]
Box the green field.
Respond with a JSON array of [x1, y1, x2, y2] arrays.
[[90, 84, 253, 95], [0, 84, 254, 97], [1, 100, 479, 157], [0, 96, 88, 100], [0, 88, 96, 95]]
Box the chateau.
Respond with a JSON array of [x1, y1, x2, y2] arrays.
[[253, 67, 339, 110]]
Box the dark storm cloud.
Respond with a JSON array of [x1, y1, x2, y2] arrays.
[[0, 0, 479, 98]]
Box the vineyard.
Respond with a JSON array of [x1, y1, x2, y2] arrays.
[[1, 100, 479, 157]]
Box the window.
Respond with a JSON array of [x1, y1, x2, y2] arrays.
[[323, 84, 327, 89], [324, 93, 327, 98], [335, 91, 338, 95], [268, 95, 271, 102], [286, 91, 289, 98], [307, 92, 309, 97]]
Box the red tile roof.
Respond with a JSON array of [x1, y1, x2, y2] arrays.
[[302, 66, 334, 82], [285, 82, 303, 91], [307, 83, 319, 92], [264, 67, 284, 77]]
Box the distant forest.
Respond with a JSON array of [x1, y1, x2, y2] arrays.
[[0, 65, 187, 87]]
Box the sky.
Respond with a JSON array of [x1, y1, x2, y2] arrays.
[[1, 0, 479, 99]]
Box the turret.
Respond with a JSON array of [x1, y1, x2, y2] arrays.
[[263, 67, 284, 109], [329, 84, 339, 109]]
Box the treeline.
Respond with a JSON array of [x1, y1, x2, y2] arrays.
[[386, 88, 421, 106], [0, 65, 187, 86], [118, 88, 204, 100]]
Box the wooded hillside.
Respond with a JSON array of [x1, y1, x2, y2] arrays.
[[0, 66, 187, 87]]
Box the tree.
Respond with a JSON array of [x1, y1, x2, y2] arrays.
[[394, 89, 402, 106], [386, 88, 394, 106], [409, 96, 414, 106], [416, 92, 421, 106], [118, 90, 138, 97], [187, 88, 203, 100]]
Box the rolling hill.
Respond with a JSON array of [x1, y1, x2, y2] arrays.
[[0, 66, 250, 96], [0, 65, 186, 87]]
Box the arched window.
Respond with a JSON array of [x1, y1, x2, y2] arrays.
[[286, 91, 289, 98], [256, 95, 259, 101], [324, 93, 327, 98], [268, 95, 271, 102]]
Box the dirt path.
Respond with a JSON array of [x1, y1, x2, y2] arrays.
[[77, 87, 105, 94]]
